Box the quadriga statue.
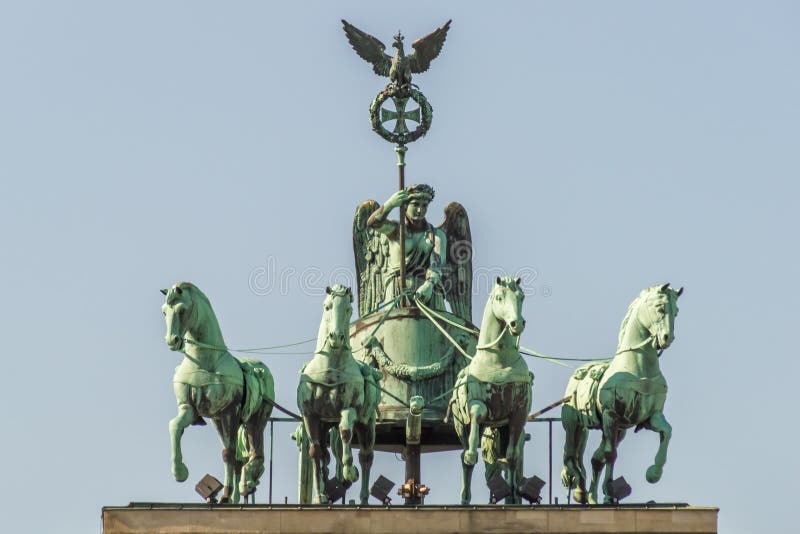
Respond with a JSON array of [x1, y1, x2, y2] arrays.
[[561, 283, 683, 504], [161, 282, 275, 503]]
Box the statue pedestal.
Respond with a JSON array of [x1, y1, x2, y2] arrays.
[[103, 503, 718, 534]]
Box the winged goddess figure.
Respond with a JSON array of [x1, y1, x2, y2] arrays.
[[353, 184, 472, 322], [342, 19, 452, 92]]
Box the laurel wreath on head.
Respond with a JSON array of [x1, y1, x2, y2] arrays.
[[369, 86, 433, 145]]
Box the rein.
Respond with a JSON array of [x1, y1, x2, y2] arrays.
[[475, 323, 512, 350]]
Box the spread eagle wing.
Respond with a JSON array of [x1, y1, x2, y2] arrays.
[[342, 20, 392, 77], [353, 200, 388, 317], [409, 19, 452, 74], [438, 202, 472, 323]]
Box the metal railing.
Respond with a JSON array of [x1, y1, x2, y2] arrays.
[[262, 415, 562, 506]]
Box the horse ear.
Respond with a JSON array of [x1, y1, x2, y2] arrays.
[[175, 286, 183, 295], [496, 276, 502, 285], [660, 283, 670, 292], [160, 288, 168, 295], [326, 286, 332, 295], [515, 277, 522, 287], [676, 286, 684, 297], [345, 287, 351, 295]]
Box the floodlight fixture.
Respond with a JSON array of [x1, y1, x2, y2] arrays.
[[518, 475, 546, 505], [486, 474, 512, 504], [195, 474, 223, 504], [325, 477, 347, 503], [370, 475, 396, 505], [607, 476, 632, 503]]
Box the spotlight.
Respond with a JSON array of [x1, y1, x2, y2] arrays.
[[486, 474, 512, 504], [195, 474, 223, 504], [370, 475, 395, 505], [517, 475, 546, 505], [325, 477, 347, 503], [607, 476, 632, 503]]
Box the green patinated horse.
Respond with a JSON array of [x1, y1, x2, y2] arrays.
[[561, 283, 683, 504], [449, 276, 533, 504], [161, 282, 274, 503], [297, 285, 381, 504]]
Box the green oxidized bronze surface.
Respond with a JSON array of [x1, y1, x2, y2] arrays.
[[561, 283, 683, 505], [370, 86, 433, 145], [161, 282, 275, 504]]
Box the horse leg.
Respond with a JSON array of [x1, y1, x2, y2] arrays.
[[168, 401, 195, 483], [241, 415, 267, 498], [465, 400, 487, 466], [303, 414, 327, 504], [573, 426, 589, 503], [355, 421, 375, 505], [598, 411, 624, 504], [339, 407, 359, 484], [329, 426, 344, 485], [454, 420, 475, 505], [211, 413, 240, 503], [644, 411, 672, 483], [561, 405, 588, 503], [506, 413, 526, 504]]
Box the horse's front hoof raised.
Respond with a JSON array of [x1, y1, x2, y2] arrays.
[[646, 464, 662, 483], [463, 450, 478, 466], [172, 462, 189, 482]]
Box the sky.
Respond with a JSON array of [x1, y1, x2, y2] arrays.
[[1, 1, 798, 533]]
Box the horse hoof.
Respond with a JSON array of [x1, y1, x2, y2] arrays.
[[343, 464, 359, 483], [573, 488, 587, 504], [172, 462, 189, 482], [464, 450, 478, 466], [646, 465, 662, 483]]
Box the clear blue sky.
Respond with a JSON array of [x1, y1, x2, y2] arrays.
[[1, 2, 797, 533]]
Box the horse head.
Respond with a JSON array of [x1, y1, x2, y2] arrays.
[[319, 285, 353, 352], [490, 276, 526, 336], [161, 282, 199, 352], [637, 283, 683, 350]]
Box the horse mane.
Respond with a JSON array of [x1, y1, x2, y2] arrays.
[[616, 285, 658, 351], [326, 284, 352, 299], [171, 281, 210, 308], [172, 282, 219, 333], [491, 276, 520, 295]]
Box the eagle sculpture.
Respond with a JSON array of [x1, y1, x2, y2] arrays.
[[342, 19, 452, 90]]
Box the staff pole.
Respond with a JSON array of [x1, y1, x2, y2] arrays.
[[396, 144, 408, 306]]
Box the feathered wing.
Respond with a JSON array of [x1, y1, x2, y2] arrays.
[[409, 19, 452, 73], [341, 20, 392, 76], [438, 202, 472, 322], [353, 200, 388, 317]]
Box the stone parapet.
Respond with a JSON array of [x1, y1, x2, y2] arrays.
[[103, 503, 718, 534]]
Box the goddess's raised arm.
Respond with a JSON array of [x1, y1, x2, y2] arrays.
[[367, 189, 409, 235]]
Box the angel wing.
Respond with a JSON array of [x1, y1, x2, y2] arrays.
[[409, 19, 452, 74], [342, 20, 392, 77], [353, 200, 388, 317], [438, 202, 472, 323]]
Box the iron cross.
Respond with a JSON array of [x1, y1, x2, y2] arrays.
[[380, 97, 421, 134]]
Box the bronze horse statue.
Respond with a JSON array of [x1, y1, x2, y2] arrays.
[[297, 285, 382, 504], [561, 283, 682, 504], [161, 282, 274, 503], [449, 277, 533, 504]]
